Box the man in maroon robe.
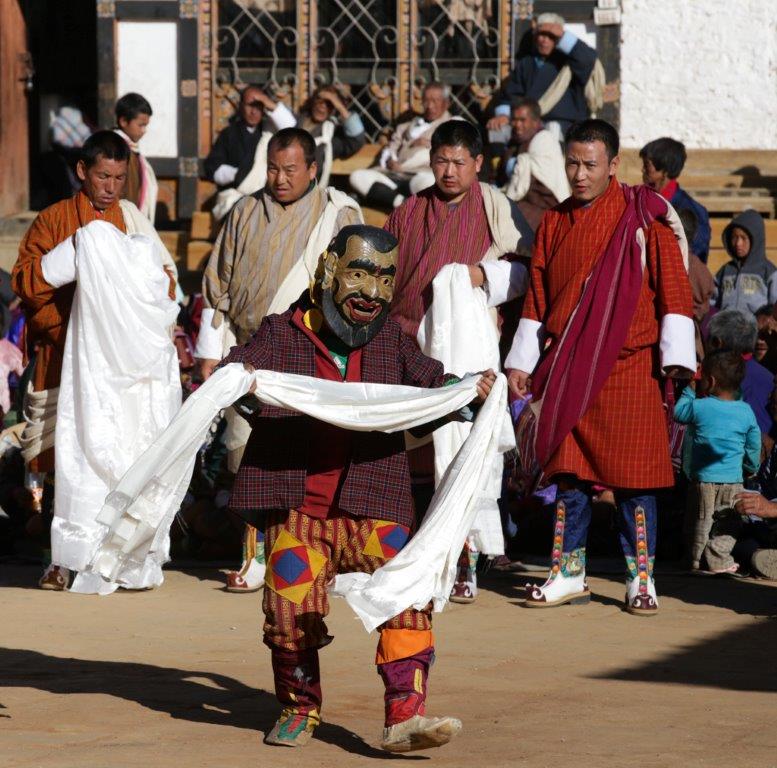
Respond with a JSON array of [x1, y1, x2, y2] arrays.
[[384, 119, 530, 601]]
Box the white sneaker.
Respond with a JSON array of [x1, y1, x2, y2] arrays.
[[38, 564, 71, 591], [625, 573, 658, 615], [225, 558, 265, 593], [381, 714, 462, 753], [524, 571, 590, 608]]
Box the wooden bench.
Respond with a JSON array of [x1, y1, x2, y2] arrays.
[[692, 188, 774, 218], [330, 143, 383, 176]]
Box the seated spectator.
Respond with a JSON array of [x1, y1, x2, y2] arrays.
[[204, 85, 296, 220], [497, 98, 569, 231], [114, 92, 158, 223], [707, 310, 775, 442], [640, 137, 711, 263], [674, 351, 761, 573], [754, 305, 777, 373], [486, 12, 602, 141], [349, 82, 453, 210], [298, 86, 366, 187], [713, 209, 775, 314], [732, 384, 777, 579]]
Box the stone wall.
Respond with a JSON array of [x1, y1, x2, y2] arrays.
[[619, 0, 777, 149]]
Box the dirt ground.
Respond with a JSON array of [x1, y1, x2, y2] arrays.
[[2, 563, 777, 768]]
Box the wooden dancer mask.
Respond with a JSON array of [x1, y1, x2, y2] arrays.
[[312, 225, 398, 348]]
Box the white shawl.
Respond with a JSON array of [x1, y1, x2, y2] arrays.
[[503, 129, 570, 206], [212, 130, 273, 222], [84, 364, 513, 627]]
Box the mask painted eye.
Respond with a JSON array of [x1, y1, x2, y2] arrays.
[[352, 271, 363, 279]]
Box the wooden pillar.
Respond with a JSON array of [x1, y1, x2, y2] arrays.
[[0, 0, 31, 216], [396, 0, 414, 114], [499, 0, 517, 81], [296, 0, 317, 106]]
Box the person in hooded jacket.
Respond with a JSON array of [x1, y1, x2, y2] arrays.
[[714, 210, 776, 315]]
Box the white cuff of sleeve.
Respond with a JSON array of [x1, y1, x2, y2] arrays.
[[480, 260, 528, 307], [194, 308, 226, 360], [213, 164, 238, 186], [269, 102, 297, 130], [660, 313, 696, 373], [505, 318, 545, 372], [40, 237, 76, 288], [557, 30, 577, 55]]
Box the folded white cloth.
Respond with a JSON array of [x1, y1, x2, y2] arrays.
[[416, 263, 516, 555], [85, 363, 512, 626], [51, 220, 181, 594], [332, 374, 513, 629]]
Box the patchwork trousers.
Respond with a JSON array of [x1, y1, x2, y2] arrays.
[[263, 509, 434, 726]]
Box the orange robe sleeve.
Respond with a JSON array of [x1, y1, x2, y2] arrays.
[[11, 207, 75, 352]]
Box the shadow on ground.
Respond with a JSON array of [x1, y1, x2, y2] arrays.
[[589, 619, 777, 692], [478, 568, 777, 693], [0, 647, 422, 759], [480, 564, 777, 615]]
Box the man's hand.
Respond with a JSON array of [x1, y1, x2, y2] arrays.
[[468, 264, 486, 288], [255, 89, 277, 110], [320, 88, 349, 117], [386, 158, 401, 172], [243, 362, 257, 393], [507, 368, 531, 399], [486, 115, 509, 131], [537, 22, 564, 41], [734, 491, 777, 519], [474, 369, 496, 403], [198, 358, 219, 381], [665, 366, 695, 380]]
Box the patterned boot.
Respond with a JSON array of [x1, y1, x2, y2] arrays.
[[525, 497, 591, 607], [449, 543, 478, 604], [378, 649, 462, 753], [225, 524, 266, 593], [265, 648, 322, 747], [620, 496, 659, 615]]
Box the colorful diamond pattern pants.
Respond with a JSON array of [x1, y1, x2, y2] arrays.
[[264, 509, 434, 725]]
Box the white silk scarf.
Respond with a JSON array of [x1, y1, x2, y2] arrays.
[[85, 364, 513, 626]]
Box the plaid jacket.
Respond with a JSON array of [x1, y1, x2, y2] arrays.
[[223, 302, 450, 526]]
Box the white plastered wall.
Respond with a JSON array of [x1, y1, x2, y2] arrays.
[[619, 0, 777, 149]]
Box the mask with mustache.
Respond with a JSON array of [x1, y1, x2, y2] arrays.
[[312, 225, 398, 348]]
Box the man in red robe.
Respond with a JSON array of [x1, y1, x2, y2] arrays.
[[505, 119, 695, 615]]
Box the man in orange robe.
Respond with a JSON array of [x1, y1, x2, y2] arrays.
[[12, 130, 175, 590], [505, 120, 695, 614]]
